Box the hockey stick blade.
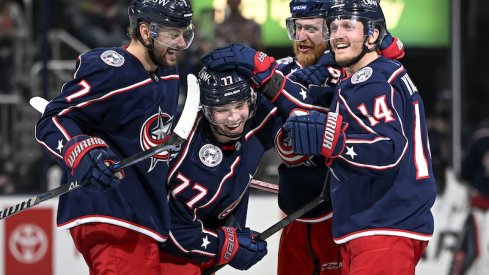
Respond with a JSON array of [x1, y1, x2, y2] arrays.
[[1, 74, 200, 221], [29, 96, 49, 114], [203, 172, 330, 274]]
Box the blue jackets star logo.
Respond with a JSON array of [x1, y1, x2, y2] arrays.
[[140, 107, 175, 172]]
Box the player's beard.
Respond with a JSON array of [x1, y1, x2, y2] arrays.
[[293, 41, 327, 67], [152, 43, 181, 67]]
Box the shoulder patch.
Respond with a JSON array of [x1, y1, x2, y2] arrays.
[[100, 50, 125, 67], [199, 144, 223, 167], [351, 67, 373, 84]]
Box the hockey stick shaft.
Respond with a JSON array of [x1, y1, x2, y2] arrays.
[[250, 179, 278, 194], [257, 171, 330, 241], [204, 172, 330, 274], [1, 75, 200, 221]]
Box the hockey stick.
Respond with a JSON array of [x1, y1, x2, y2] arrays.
[[0, 75, 201, 221], [250, 179, 278, 194], [29, 99, 278, 191], [204, 172, 330, 274]]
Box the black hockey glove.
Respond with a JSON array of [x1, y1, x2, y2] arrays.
[[216, 227, 268, 270], [63, 135, 123, 192], [289, 51, 342, 88], [288, 64, 331, 87], [201, 43, 278, 89], [283, 111, 347, 160]]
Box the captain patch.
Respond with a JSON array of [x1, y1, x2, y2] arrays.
[[351, 67, 373, 84], [101, 50, 125, 67], [199, 144, 223, 167]]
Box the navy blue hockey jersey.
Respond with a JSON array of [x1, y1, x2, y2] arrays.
[[35, 47, 181, 241], [274, 52, 339, 222], [328, 57, 436, 243], [162, 96, 283, 263]]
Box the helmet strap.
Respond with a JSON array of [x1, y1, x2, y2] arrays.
[[135, 22, 165, 67]]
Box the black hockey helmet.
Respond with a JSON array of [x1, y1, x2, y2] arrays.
[[128, 0, 194, 50], [129, 0, 193, 29], [326, 0, 386, 46], [289, 0, 332, 18], [286, 0, 333, 41], [198, 67, 257, 125]]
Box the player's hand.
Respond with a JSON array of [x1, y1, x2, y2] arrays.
[[200, 43, 277, 88], [283, 111, 347, 159], [289, 51, 342, 88], [217, 227, 267, 270], [63, 135, 123, 192], [289, 64, 331, 87], [380, 30, 405, 60]]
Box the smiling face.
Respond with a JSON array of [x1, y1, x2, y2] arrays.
[[208, 100, 250, 143], [328, 17, 379, 73], [291, 17, 328, 67], [150, 23, 194, 67], [328, 19, 365, 65]]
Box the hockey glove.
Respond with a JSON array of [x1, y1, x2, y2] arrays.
[[283, 111, 347, 159], [200, 43, 277, 88], [217, 227, 267, 270], [288, 51, 342, 88], [288, 64, 331, 87], [63, 135, 123, 192], [380, 31, 405, 60]]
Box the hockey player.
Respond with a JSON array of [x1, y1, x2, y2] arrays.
[[275, 1, 405, 274], [158, 67, 291, 273], [274, 1, 342, 274], [282, 1, 436, 274], [35, 0, 195, 274], [450, 125, 489, 275]]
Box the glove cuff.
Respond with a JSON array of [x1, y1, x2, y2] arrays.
[[259, 71, 285, 101], [381, 37, 405, 60], [63, 135, 108, 170], [217, 227, 239, 265], [320, 113, 346, 158]]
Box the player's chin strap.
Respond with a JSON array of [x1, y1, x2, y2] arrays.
[[330, 34, 379, 69], [209, 118, 254, 142], [210, 124, 242, 140], [135, 28, 165, 67]]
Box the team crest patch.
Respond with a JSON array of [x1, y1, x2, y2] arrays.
[[351, 67, 373, 84], [101, 50, 125, 67], [199, 144, 223, 167]]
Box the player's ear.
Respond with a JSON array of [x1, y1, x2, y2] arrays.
[[139, 22, 151, 41], [366, 28, 380, 47]]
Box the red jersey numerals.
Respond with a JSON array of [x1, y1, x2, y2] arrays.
[[357, 94, 395, 126]]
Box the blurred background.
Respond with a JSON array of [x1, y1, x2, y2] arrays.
[[0, 0, 486, 274]]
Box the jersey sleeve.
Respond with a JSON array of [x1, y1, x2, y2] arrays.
[[35, 50, 130, 164], [246, 96, 286, 151], [164, 192, 221, 264], [336, 79, 408, 174]]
